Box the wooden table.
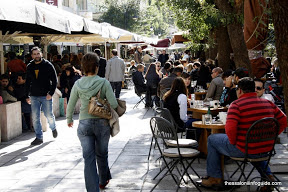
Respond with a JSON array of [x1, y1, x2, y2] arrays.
[[192, 121, 225, 155], [188, 107, 227, 119], [192, 121, 226, 178], [194, 91, 207, 100]]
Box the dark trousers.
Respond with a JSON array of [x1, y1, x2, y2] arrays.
[[110, 81, 122, 98], [145, 85, 160, 107]]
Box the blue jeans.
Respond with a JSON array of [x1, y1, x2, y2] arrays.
[[77, 118, 112, 192], [30, 96, 56, 139], [207, 134, 271, 178], [110, 81, 122, 98]]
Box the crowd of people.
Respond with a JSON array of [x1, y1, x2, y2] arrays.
[[0, 45, 285, 192]]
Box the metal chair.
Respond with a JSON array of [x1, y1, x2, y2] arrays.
[[147, 108, 198, 160], [132, 81, 146, 109], [149, 117, 201, 191], [229, 117, 281, 192]]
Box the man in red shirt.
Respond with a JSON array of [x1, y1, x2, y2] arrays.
[[201, 77, 287, 189]]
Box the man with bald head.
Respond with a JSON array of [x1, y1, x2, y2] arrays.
[[204, 67, 224, 101]]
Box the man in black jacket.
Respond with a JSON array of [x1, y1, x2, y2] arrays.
[[94, 49, 106, 78], [25, 47, 58, 145], [132, 64, 146, 94]]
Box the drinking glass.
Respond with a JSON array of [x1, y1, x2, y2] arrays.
[[204, 114, 212, 125]]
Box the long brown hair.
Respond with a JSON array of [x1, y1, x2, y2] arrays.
[[145, 63, 161, 78], [163, 77, 188, 101]]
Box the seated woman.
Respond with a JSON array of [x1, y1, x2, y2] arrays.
[[181, 72, 193, 94], [145, 63, 162, 108], [163, 77, 201, 140]]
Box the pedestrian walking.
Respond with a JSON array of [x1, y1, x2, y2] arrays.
[[66, 52, 118, 192], [105, 49, 125, 98], [25, 47, 58, 145]]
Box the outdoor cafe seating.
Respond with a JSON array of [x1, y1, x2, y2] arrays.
[[149, 117, 202, 191]]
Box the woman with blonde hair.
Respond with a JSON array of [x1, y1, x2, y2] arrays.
[[66, 52, 118, 191]]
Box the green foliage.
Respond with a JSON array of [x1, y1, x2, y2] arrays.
[[163, 0, 220, 51], [98, 0, 141, 31], [132, 0, 175, 38]]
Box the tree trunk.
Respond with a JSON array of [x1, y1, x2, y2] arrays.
[[216, 26, 233, 72], [215, 0, 252, 75], [270, 0, 288, 117]]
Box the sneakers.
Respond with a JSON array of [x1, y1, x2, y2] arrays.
[[52, 129, 58, 138], [200, 176, 223, 190], [99, 180, 109, 189], [31, 138, 43, 145]]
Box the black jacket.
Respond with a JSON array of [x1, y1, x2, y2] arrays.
[[25, 59, 57, 97], [132, 71, 146, 94], [97, 57, 107, 78]]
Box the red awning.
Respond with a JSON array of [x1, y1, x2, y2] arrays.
[[171, 34, 189, 45], [150, 38, 170, 47]]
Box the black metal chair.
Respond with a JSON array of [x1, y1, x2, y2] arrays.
[[149, 117, 201, 192], [132, 81, 146, 109], [229, 117, 281, 192]]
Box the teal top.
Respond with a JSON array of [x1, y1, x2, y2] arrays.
[[66, 75, 118, 124]]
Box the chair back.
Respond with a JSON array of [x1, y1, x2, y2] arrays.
[[245, 117, 279, 157], [150, 117, 178, 148], [155, 107, 184, 133]]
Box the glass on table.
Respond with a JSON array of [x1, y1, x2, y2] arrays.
[[204, 114, 212, 125]]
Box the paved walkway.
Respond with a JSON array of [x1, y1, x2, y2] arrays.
[[0, 88, 287, 192]]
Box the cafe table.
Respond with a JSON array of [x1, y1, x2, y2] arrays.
[[192, 121, 225, 155], [187, 106, 227, 119]]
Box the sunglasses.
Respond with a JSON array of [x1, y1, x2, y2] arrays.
[[256, 86, 263, 91]]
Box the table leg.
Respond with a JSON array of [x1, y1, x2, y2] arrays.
[[198, 128, 208, 155]]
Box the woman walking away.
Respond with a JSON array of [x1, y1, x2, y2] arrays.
[[66, 53, 118, 192]]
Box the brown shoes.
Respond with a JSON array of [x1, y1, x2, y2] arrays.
[[200, 176, 223, 189], [260, 175, 275, 192]]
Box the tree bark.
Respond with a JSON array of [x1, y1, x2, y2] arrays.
[[270, 0, 288, 117], [216, 26, 233, 72], [215, 0, 252, 75]]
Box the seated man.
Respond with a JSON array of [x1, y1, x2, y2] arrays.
[[254, 78, 275, 102], [13, 73, 32, 131], [204, 67, 224, 101], [157, 66, 183, 99], [201, 77, 287, 188], [219, 67, 249, 107], [132, 64, 146, 94], [0, 74, 17, 103]]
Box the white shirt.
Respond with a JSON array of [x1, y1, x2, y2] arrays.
[[177, 93, 188, 122], [182, 54, 189, 61], [260, 94, 275, 103]]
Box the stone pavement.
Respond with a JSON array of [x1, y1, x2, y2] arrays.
[[0, 88, 288, 192]]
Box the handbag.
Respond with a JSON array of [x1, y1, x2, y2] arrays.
[[116, 99, 126, 117], [88, 88, 112, 119]]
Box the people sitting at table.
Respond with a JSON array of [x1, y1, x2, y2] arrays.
[[157, 66, 183, 100], [163, 77, 201, 139], [129, 60, 137, 75], [204, 67, 224, 101], [200, 77, 287, 189], [190, 62, 201, 81], [254, 78, 275, 102], [196, 63, 211, 89], [219, 67, 249, 107], [12, 72, 32, 131], [181, 72, 193, 94], [145, 63, 162, 108], [0, 74, 17, 103], [161, 62, 172, 77], [132, 64, 146, 95]]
